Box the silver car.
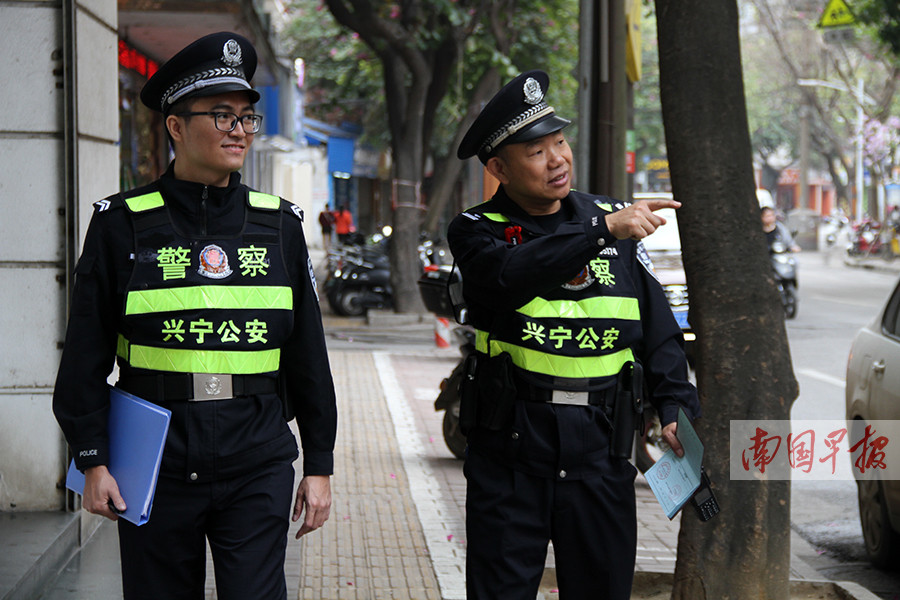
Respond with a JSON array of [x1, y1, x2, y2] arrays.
[[845, 278, 900, 568]]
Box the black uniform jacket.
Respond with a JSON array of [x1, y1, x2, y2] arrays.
[[447, 187, 699, 479], [53, 164, 337, 483]]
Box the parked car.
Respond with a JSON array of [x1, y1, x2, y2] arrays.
[[845, 278, 900, 569], [634, 192, 695, 365]]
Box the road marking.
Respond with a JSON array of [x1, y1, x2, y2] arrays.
[[796, 367, 845, 388], [808, 294, 883, 309], [374, 352, 466, 600]]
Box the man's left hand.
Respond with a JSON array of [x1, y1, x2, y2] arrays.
[[293, 475, 332, 539], [662, 422, 684, 458]]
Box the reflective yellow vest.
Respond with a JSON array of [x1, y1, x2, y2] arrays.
[[116, 191, 294, 375], [474, 208, 642, 389]]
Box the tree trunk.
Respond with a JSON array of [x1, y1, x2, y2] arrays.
[[390, 145, 427, 314], [423, 68, 502, 235], [654, 2, 799, 598]]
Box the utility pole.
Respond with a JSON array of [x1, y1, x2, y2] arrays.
[[854, 76, 865, 219], [798, 77, 873, 220], [799, 103, 810, 211], [578, 0, 627, 199]]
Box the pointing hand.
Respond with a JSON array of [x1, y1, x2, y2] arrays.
[[605, 199, 681, 241]]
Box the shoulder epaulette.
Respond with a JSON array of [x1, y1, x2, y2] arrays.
[[93, 189, 149, 214], [122, 191, 165, 213], [248, 191, 281, 211]]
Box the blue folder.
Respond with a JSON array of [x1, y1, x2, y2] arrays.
[[65, 386, 171, 526]]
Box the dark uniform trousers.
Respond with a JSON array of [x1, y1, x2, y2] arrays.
[[465, 449, 638, 600], [117, 458, 295, 600]]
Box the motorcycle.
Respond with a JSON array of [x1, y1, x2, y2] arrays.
[[822, 213, 849, 249], [324, 230, 392, 316], [847, 218, 883, 258], [770, 240, 798, 319], [324, 230, 450, 317], [418, 264, 470, 459]]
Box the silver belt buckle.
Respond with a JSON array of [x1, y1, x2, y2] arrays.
[[550, 390, 590, 406], [191, 374, 233, 401]]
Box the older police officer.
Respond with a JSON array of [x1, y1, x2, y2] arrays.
[[53, 32, 337, 599], [448, 70, 700, 599]]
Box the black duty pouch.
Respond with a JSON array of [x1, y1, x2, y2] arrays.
[[474, 352, 517, 431], [458, 353, 479, 436], [611, 361, 644, 459]]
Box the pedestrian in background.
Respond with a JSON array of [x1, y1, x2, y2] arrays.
[[334, 204, 355, 244], [448, 70, 700, 600], [319, 206, 335, 251], [52, 32, 337, 600]]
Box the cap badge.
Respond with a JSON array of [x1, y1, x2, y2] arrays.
[[221, 39, 243, 67], [523, 77, 543, 105]]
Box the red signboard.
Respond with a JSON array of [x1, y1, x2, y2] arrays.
[[119, 40, 158, 79]]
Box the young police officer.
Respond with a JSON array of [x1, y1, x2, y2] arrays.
[[52, 33, 337, 599], [448, 70, 700, 599]]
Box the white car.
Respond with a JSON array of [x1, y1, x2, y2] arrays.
[[634, 193, 695, 364], [845, 278, 900, 569]]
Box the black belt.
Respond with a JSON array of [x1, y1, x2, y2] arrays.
[[118, 373, 278, 403]]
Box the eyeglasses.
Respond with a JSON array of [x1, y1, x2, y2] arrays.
[[175, 112, 263, 134]]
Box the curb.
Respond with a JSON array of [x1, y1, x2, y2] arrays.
[[0, 512, 79, 600], [620, 571, 883, 600], [843, 256, 900, 276]]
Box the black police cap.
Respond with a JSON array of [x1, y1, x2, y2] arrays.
[[140, 32, 260, 114], [457, 70, 571, 164]]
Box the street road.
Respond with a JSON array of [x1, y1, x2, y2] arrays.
[[786, 250, 899, 599]]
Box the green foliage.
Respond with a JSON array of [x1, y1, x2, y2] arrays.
[[284, 3, 387, 145], [853, 0, 900, 58], [283, 0, 579, 157], [632, 4, 666, 168], [740, 12, 805, 166]]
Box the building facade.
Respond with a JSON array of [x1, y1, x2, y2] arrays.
[[0, 0, 323, 516]]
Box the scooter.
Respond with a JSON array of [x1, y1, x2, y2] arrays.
[[770, 240, 798, 319], [433, 326, 475, 459], [418, 264, 471, 459]]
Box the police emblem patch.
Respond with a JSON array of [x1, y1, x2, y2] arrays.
[[198, 244, 233, 279], [221, 39, 243, 67], [562, 266, 594, 291], [523, 77, 543, 105]]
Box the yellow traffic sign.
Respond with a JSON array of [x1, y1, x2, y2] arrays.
[[818, 0, 856, 28]]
